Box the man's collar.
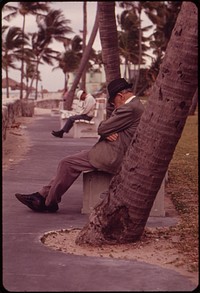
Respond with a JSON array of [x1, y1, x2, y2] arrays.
[[125, 95, 136, 104]]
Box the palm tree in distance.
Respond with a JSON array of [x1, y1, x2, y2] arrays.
[[117, 7, 152, 87], [76, 2, 198, 246], [2, 25, 29, 99], [3, 2, 50, 99], [53, 35, 83, 90], [64, 6, 99, 110], [29, 31, 60, 99], [144, 1, 181, 58], [80, 1, 87, 91], [25, 9, 73, 99]]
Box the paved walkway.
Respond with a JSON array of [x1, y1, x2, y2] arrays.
[[2, 113, 197, 292]]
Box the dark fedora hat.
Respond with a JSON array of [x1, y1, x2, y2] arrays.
[[107, 78, 133, 103]]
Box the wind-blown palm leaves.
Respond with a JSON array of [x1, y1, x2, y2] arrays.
[[3, 2, 51, 99], [24, 9, 73, 99], [52, 35, 83, 89], [2, 25, 29, 98]]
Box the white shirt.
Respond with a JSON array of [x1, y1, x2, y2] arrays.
[[80, 93, 96, 117], [125, 95, 136, 104]]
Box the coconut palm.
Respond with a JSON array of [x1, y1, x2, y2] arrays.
[[76, 2, 198, 245], [2, 25, 29, 98], [97, 2, 121, 118], [28, 31, 59, 99], [25, 8, 73, 99], [64, 6, 99, 110], [117, 7, 152, 89], [144, 2, 181, 59], [80, 1, 87, 91], [53, 35, 83, 90], [3, 2, 50, 99]]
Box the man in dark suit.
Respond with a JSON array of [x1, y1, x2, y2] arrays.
[[15, 78, 144, 212]]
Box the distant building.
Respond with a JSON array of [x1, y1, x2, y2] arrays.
[[67, 64, 143, 94]]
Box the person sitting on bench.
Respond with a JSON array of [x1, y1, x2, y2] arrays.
[[15, 78, 144, 213], [52, 90, 96, 138]]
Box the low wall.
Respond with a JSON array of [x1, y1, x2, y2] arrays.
[[34, 99, 61, 109], [2, 99, 34, 141]]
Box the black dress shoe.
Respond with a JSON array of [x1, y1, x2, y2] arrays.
[[15, 192, 58, 213], [51, 130, 64, 138]]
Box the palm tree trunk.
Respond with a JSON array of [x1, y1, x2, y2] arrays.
[[133, 8, 142, 94], [35, 73, 39, 100], [64, 6, 99, 110], [25, 49, 46, 99], [98, 2, 121, 118], [76, 2, 198, 246], [20, 15, 26, 99], [98, 2, 121, 83], [80, 1, 87, 92], [5, 51, 9, 99]]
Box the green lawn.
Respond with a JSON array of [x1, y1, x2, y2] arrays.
[[167, 113, 198, 272]]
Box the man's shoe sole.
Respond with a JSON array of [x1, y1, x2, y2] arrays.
[[15, 193, 58, 213]]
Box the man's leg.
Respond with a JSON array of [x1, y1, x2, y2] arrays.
[[52, 114, 92, 138], [15, 150, 95, 211], [39, 150, 95, 206]]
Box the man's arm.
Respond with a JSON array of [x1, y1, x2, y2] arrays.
[[98, 104, 135, 137]]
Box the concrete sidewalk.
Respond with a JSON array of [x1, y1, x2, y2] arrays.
[[2, 113, 197, 292]]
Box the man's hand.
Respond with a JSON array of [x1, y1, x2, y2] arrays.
[[106, 133, 119, 141]]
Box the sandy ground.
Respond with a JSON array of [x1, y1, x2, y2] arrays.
[[3, 114, 198, 287], [2, 117, 33, 171], [42, 226, 198, 286]]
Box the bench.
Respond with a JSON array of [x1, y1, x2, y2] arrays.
[[60, 97, 107, 138], [73, 98, 106, 138], [82, 170, 166, 217]]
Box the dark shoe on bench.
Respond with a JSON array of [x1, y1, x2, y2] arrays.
[[15, 192, 58, 213]]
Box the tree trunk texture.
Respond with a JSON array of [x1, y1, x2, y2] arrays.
[[76, 2, 198, 246], [98, 2, 121, 118], [80, 1, 87, 92], [98, 2, 121, 83], [5, 51, 9, 99], [64, 6, 98, 110], [133, 10, 142, 94], [20, 15, 26, 99]]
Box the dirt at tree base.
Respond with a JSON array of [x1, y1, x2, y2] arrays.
[[41, 226, 198, 286]]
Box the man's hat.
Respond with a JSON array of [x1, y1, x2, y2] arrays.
[[107, 78, 133, 103], [77, 90, 84, 100]]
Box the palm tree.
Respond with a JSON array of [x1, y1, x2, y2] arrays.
[[80, 1, 87, 91], [144, 2, 181, 65], [117, 5, 151, 91], [76, 2, 198, 245], [29, 31, 59, 99], [25, 8, 73, 99], [53, 35, 83, 90], [3, 2, 50, 99], [97, 2, 121, 118], [2, 25, 29, 99], [64, 6, 99, 110]]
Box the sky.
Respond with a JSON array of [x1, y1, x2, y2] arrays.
[[2, 2, 154, 92]]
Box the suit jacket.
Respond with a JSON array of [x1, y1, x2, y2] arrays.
[[88, 97, 144, 174]]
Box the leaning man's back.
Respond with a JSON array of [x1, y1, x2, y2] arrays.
[[88, 97, 144, 174]]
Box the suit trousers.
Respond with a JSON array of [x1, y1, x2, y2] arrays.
[[39, 150, 95, 206], [62, 114, 93, 133]]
